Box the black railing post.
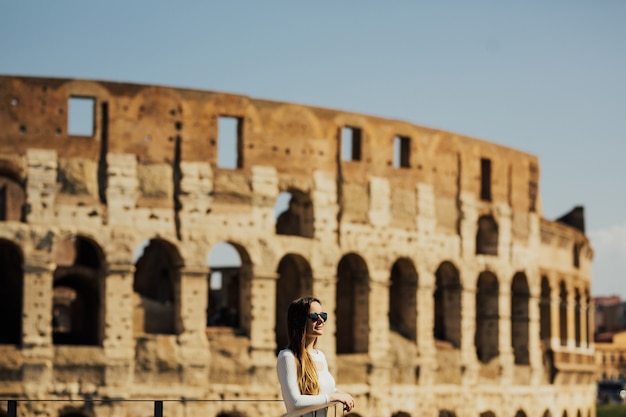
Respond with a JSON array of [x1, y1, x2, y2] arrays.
[[8, 400, 17, 417], [154, 400, 163, 417]]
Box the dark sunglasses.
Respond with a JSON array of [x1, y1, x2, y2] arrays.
[[308, 312, 328, 322]]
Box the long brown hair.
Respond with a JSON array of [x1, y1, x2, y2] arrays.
[[287, 296, 320, 395]]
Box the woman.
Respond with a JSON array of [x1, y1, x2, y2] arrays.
[[277, 296, 355, 416]]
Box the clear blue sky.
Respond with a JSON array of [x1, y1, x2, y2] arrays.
[[1, 1, 625, 297]]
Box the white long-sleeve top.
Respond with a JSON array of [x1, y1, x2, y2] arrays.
[[276, 348, 336, 416]]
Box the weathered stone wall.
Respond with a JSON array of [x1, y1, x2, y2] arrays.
[[0, 75, 595, 417]]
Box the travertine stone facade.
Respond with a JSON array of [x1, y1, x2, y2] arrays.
[[0, 75, 595, 417]]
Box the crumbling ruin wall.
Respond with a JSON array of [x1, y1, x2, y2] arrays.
[[0, 76, 595, 417]]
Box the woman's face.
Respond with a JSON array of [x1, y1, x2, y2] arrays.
[[305, 301, 326, 338]]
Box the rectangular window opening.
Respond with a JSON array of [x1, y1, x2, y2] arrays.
[[480, 158, 492, 201], [218, 116, 243, 169], [341, 126, 362, 161], [68, 96, 95, 137], [393, 136, 411, 168]]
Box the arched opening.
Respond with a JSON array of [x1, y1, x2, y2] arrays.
[[559, 280, 568, 346], [574, 288, 581, 347], [275, 189, 314, 238], [391, 412, 411, 417], [53, 235, 105, 346], [207, 242, 250, 333], [515, 410, 527, 417], [133, 238, 183, 335], [542, 410, 553, 417], [336, 253, 369, 354], [540, 277, 552, 343], [0, 239, 23, 345], [475, 271, 499, 363], [438, 410, 457, 417], [389, 258, 418, 342], [480, 412, 496, 417], [476, 215, 498, 255], [511, 272, 530, 365], [434, 262, 461, 348], [562, 411, 568, 417], [275, 254, 313, 351]]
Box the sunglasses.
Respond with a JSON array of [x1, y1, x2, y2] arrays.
[[308, 312, 328, 322]]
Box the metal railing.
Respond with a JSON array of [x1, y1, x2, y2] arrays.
[[2, 399, 344, 417]]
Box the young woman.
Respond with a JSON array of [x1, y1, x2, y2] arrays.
[[277, 296, 355, 416]]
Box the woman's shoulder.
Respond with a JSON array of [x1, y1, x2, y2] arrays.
[[277, 349, 295, 359]]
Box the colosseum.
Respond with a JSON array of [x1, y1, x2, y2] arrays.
[[0, 75, 595, 417]]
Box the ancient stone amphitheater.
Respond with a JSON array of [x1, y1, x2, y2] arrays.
[[0, 75, 595, 417]]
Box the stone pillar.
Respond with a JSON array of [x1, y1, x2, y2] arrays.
[[528, 277, 544, 385], [460, 273, 478, 384], [416, 266, 436, 385], [549, 276, 561, 350], [103, 263, 135, 388], [178, 265, 210, 386], [106, 153, 138, 227], [566, 283, 576, 350], [26, 149, 57, 223], [497, 204, 512, 262], [498, 282, 514, 383], [458, 191, 478, 259], [368, 177, 390, 227], [21, 260, 54, 394], [179, 161, 214, 240], [314, 271, 337, 371], [367, 270, 391, 385], [249, 270, 279, 378], [579, 294, 588, 351]]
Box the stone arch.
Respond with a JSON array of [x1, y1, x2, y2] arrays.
[[434, 261, 461, 348], [53, 234, 106, 346], [559, 280, 568, 346], [542, 410, 553, 417], [562, 411, 568, 417], [0, 239, 23, 345], [207, 241, 253, 335], [515, 409, 528, 417], [275, 254, 313, 351], [336, 253, 369, 354], [438, 410, 457, 417], [475, 271, 499, 363], [275, 188, 314, 238], [540, 276, 552, 343], [133, 238, 183, 335], [480, 411, 496, 417], [0, 159, 26, 222], [391, 412, 411, 417], [476, 215, 498, 255], [389, 257, 418, 342], [511, 272, 530, 365]]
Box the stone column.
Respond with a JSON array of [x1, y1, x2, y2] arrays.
[[313, 271, 337, 370], [497, 203, 512, 263], [106, 153, 138, 227], [416, 266, 436, 386], [103, 263, 135, 389], [21, 260, 55, 394], [566, 283, 576, 350], [579, 294, 588, 351], [528, 277, 544, 385], [458, 191, 478, 260], [178, 265, 210, 386], [549, 276, 561, 350], [498, 282, 514, 383], [249, 270, 279, 381], [367, 270, 391, 386], [460, 273, 478, 384], [25, 149, 57, 223]]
